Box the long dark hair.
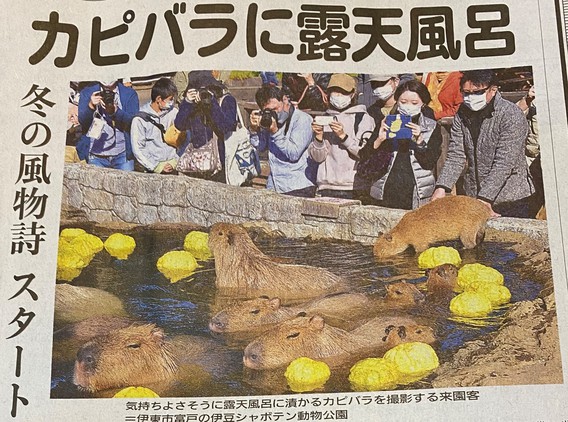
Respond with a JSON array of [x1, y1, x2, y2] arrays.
[[393, 79, 432, 105]]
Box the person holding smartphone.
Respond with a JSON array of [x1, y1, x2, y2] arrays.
[[362, 79, 442, 210], [309, 73, 375, 199]]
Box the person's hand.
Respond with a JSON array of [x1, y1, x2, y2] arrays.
[[374, 117, 388, 149], [298, 73, 315, 86], [311, 121, 324, 141], [161, 163, 174, 173], [186, 89, 199, 103], [329, 120, 346, 139], [269, 116, 279, 134], [89, 91, 104, 110], [477, 199, 501, 218], [431, 188, 447, 201], [406, 122, 424, 144], [249, 110, 261, 132]]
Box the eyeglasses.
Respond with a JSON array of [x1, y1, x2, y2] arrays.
[[461, 86, 490, 96]]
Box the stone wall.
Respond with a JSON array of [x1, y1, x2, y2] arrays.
[[62, 164, 549, 244]]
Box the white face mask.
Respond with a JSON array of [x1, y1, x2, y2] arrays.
[[373, 84, 394, 100], [398, 103, 422, 116], [463, 93, 488, 111], [329, 93, 352, 110], [160, 100, 174, 111]]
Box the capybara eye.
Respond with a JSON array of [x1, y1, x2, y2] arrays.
[[296, 312, 307, 317], [127, 343, 141, 349], [250, 309, 260, 314], [286, 332, 300, 339], [395, 290, 403, 295], [416, 329, 423, 334]]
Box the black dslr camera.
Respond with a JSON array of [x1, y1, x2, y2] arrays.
[[198, 87, 213, 106], [260, 109, 278, 129], [100, 88, 115, 106]]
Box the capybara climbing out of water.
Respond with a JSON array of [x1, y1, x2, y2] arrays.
[[54, 283, 128, 328], [208, 222, 348, 299], [210, 281, 424, 334], [73, 323, 238, 395], [373, 195, 492, 259], [425, 263, 459, 292], [243, 314, 434, 370]]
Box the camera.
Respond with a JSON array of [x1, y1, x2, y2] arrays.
[[198, 88, 213, 106], [100, 88, 115, 107], [260, 109, 278, 129]]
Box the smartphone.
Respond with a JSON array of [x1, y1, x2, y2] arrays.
[[314, 115, 336, 126], [385, 114, 413, 140]]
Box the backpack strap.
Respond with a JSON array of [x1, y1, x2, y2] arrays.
[[135, 111, 166, 139], [354, 111, 365, 135]]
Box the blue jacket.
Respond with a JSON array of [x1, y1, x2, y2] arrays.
[[77, 83, 139, 161], [250, 108, 317, 193]]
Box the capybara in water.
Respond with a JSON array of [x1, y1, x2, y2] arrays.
[[381, 324, 436, 350], [373, 195, 492, 259], [210, 292, 371, 334], [53, 316, 136, 362], [243, 314, 434, 370], [210, 281, 424, 334], [208, 223, 348, 299], [425, 263, 459, 292], [54, 283, 128, 327], [73, 323, 238, 395]]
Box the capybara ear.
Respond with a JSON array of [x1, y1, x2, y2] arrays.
[[151, 327, 165, 343], [385, 233, 393, 242], [309, 315, 325, 330], [268, 298, 281, 310]]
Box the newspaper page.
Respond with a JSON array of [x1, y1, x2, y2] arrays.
[[1, 0, 568, 420]]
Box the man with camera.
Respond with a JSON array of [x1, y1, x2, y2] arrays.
[[249, 85, 317, 197], [77, 79, 139, 170], [173, 70, 238, 182]]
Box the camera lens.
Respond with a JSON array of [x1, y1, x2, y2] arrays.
[[260, 109, 277, 128]]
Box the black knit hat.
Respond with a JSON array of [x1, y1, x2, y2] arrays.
[[187, 70, 224, 90]]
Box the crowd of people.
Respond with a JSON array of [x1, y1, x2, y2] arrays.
[[67, 68, 543, 219]]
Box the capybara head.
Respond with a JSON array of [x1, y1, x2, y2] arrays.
[[243, 314, 350, 370], [373, 231, 408, 259], [382, 324, 436, 350], [73, 324, 177, 392], [208, 223, 259, 257], [384, 281, 425, 305], [209, 296, 286, 333], [425, 263, 459, 292]]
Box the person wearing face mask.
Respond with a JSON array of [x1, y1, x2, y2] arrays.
[[433, 69, 535, 218], [173, 70, 238, 182], [249, 85, 318, 197], [77, 77, 140, 170], [309, 73, 375, 199], [130, 78, 180, 174], [362, 79, 442, 210]]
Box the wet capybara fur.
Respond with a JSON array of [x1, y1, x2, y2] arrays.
[[374, 195, 492, 259], [54, 284, 128, 328], [243, 314, 433, 370], [210, 281, 424, 334], [53, 316, 136, 362], [208, 223, 348, 299], [73, 323, 237, 395], [425, 263, 459, 292]]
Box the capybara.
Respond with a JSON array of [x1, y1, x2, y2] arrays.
[[373, 195, 492, 259], [53, 316, 136, 362], [243, 314, 434, 370], [54, 283, 128, 327], [210, 281, 424, 334], [425, 263, 459, 292], [208, 223, 348, 299], [381, 324, 436, 350], [73, 323, 238, 396]]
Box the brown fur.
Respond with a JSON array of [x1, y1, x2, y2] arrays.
[[425, 263, 459, 292], [381, 324, 436, 350], [54, 284, 128, 328], [373, 195, 492, 259], [208, 223, 348, 299], [210, 281, 424, 334], [73, 324, 235, 394], [243, 314, 433, 370]]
